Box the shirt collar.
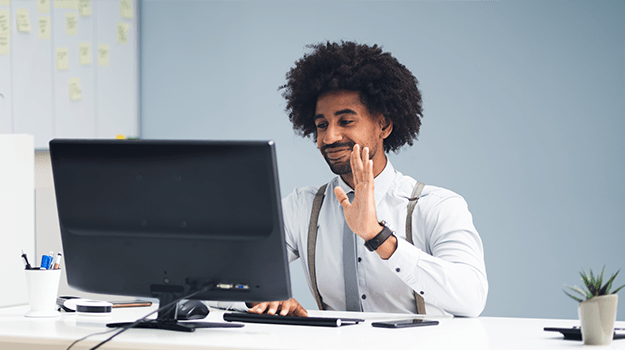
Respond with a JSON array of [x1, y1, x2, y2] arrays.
[[334, 159, 396, 207]]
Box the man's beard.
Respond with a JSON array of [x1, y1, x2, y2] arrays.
[[326, 158, 352, 175], [321, 142, 355, 175], [320, 141, 376, 175]]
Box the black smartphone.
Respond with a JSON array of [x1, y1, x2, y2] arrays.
[[372, 319, 439, 328]]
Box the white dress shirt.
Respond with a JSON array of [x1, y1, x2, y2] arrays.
[[282, 161, 488, 317]]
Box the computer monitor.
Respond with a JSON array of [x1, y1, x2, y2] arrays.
[[49, 139, 291, 330]]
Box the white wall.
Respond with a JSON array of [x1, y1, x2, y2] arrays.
[[0, 135, 34, 307], [139, 0, 625, 320]]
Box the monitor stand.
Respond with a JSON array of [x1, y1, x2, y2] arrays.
[[106, 292, 244, 332]]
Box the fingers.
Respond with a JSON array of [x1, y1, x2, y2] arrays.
[[350, 144, 372, 186], [248, 301, 281, 315], [350, 144, 364, 185], [363, 147, 373, 183], [365, 148, 373, 182], [334, 186, 350, 210], [278, 298, 308, 317], [290, 300, 309, 317], [247, 299, 308, 317]]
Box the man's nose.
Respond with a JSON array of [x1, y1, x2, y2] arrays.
[[323, 124, 342, 144]]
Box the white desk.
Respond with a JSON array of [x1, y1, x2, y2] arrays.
[[0, 304, 623, 350]]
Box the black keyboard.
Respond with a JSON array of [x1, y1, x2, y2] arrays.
[[223, 312, 364, 327]]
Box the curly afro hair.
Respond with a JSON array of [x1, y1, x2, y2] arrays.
[[280, 41, 423, 153]]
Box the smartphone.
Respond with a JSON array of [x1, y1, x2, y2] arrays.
[[372, 318, 439, 328]]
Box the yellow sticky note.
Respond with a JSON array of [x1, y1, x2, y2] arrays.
[[38, 0, 50, 13], [56, 47, 69, 70], [38, 16, 50, 39], [0, 34, 9, 56], [120, 0, 133, 19], [54, 0, 77, 9], [116, 22, 129, 45], [78, 42, 91, 65], [16, 8, 32, 33], [0, 10, 10, 35], [69, 77, 81, 101], [0, 0, 10, 7], [65, 12, 77, 36], [79, 0, 91, 17], [98, 44, 110, 66]]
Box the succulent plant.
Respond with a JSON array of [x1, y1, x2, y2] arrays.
[[564, 266, 625, 303]]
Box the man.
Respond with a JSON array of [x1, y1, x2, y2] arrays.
[[249, 41, 487, 317]]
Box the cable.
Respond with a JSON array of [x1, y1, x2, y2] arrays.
[[65, 286, 210, 350], [65, 329, 118, 350]]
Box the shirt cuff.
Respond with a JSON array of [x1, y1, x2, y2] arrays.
[[385, 237, 423, 290]]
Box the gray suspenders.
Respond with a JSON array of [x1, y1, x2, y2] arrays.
[[307, 183, 328, 311], [307, 181, 427, 314]]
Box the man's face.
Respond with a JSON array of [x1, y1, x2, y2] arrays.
[[314, 90, 392, 176]]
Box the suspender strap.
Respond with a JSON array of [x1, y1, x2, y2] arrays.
[[307, 181, 426, 314], [407, 181, 426, 314], [308, 184, 328, 310]]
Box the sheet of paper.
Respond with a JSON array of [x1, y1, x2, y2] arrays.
[[38, 16, 50, 39], [0, 10, 9, 35], [0, 10, 6, 56], [79, 0, 91, 17], [98, 43, 110, 66], [38, 0, 50, 13], [0, 34, 9, 55], [116, 22, 129, 45], [56, 47, 69, 70], [120, 0, 133, 19], [79, 42, 91, 65], [66, 12, 77, 36], [54, 0, 78, 9], [16, 8, 32, 33], [69, 77, 81, 100]]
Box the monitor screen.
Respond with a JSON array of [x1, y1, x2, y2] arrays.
[[49, 139, 292, 311]]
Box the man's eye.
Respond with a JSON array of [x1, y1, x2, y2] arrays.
[[340, 120, 353, 126], [316, 123, 327, 129]]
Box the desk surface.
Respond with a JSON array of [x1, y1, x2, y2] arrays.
[[1, 305, 624, 350]]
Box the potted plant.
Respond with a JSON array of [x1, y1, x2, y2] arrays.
[[564, 266, 625, 345]]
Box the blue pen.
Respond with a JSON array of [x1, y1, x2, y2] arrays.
[[40, 252, 54, 269], [40, 255, 51, 269]]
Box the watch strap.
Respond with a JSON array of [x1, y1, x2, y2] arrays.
[[364, 223, 394, 252]]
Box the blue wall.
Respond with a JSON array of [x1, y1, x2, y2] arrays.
[[140, 0, 625, 320]]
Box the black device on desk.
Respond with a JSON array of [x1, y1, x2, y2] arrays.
[[544, 327, 625, 340], [49, 139, 292, 332], [372, 318, 439, 328], [176, 300, 210, 320], [223, 312, 364, 327]]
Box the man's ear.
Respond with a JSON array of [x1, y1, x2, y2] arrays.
[[380, 117, 393, 139]]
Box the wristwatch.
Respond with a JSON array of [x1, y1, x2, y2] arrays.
[[364, 221, 395, 252]]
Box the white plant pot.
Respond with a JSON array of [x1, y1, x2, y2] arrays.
[[578, 294, 618, 345]]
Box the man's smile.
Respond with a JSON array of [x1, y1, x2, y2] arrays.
[[323, 147, 351, 160]]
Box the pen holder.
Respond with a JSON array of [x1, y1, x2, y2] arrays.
[[24, 268, 62, 318]]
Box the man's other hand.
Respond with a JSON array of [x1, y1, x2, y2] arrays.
[[247, 298, 308, 317]]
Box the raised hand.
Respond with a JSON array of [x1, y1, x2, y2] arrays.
[[333, 144, 383, 242]]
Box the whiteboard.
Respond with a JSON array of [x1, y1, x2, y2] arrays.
[[0, 0, 138, 149]]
